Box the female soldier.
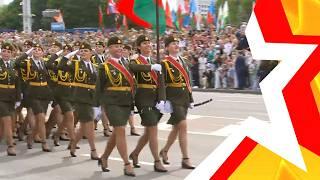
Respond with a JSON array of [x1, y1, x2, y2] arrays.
[[159, 36, 195, 169], [128, 35, 167, 172], [96, 36, 162, 176], [58, 42, 98, 160], [16, 43, 53, 152], [0, 43, 21, 156]]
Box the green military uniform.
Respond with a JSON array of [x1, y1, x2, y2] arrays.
[[0, 43, 21, 117], [44, 54, 59, 108], [58, 42, 97, 121], [96, 37, 135, 127], [52, 45, 75, 114], [44, 41, 62, 89], [91, 54, 105, 65], [15, 44, 53, 115], [162, 36, 194, 125], [129, 35, 166, 126], [19, 40, 34, 108]]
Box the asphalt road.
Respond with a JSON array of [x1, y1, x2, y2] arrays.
[[0, 92, 268, 180]]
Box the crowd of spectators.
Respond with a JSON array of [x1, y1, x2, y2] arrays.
[[0, 24, 278, 91]]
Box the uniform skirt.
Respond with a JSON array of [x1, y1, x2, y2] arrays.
[[167, 104, 188, 125], [0, 101, 15, 118], [56, 98, 74, 114], [137, 106, 162, 127], [74, 103, 94, 122], [104, 105, 131, 127], [29, 99, 49, 115]]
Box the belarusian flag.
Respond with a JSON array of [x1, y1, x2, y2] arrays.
[[116, 0, 166, 33], [165, 1, 174, 28]]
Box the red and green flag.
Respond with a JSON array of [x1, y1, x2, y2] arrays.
[[116, 0, 166, 33], [98, 5, 104, 30], [165, 1, 174, 28]]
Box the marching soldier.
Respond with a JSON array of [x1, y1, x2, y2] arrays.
[[0, 43, 21, 156], [47, 44, 77, 148], [58, 42, 99, 160], [128, 35, 167, 172], [159, 36, 195, 169], [15, 43, 53, 152], [97, 36, 163, 176], [15, 40, 35, 141], [122, 44, 140, 136], [44, 41, 65, 140], [91, 41, 112, 137], [70, 41, 81, 127], [96, 36, 136, 176]]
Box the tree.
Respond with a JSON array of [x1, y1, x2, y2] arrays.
[[215, 0, 254, 27], [0, 0, 101, 30], [48, 0, 100, 28], [228, 0, 240, 26], [31, 0, 49, 30], [0, 0, 23, 31], [239, 0, 253, 23]]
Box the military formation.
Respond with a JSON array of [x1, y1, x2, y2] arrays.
[[0, 34, 195, 177]]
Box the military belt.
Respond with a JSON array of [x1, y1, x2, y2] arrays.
[[57, 81, 73, 87], [137, 84, 156, 89], [167, 83, 186, 88], [29, 82, 48, 87], [106, 86, 131, 91], [0, 84, 15, 89], [73, 82, 95, 89]]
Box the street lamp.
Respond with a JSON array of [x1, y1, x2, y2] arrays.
[[21, 0, 32, 33]]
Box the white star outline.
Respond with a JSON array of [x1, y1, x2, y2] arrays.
[[185, 12, 317, 179]]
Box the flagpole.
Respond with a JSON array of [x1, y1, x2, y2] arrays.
[[156, 0, 160, 63]]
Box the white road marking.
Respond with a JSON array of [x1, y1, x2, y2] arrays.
[[214, 99, 263, 104]]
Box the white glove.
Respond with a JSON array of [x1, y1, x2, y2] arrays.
[[93, 107, 102, 121], [163, 101, 173, 114], [151, 64, 162, 72], [15, 101, 21, 109], [64, 50, 79, 59], [55, 50, 63, 56], [189, 103, 195, 109], [26, 48, 34, 56], [155, 100, 166, 113]]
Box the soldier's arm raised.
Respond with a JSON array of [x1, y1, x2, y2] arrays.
[[45, 53, 59, 70], [129, 59, 152, 72], [14, 52, 29, 69], [58, 50, 78, 72]]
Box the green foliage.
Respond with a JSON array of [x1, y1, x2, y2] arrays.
[[0, 0, 101, 30], [0, 0, 23, 30], [215, 0, 254, 27], [59, 0, 100, 28], [31, 0, 49, 30]]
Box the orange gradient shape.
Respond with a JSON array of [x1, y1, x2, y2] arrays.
[[229, 145, 320, 179], [281, 0, 320, 35], [310, 72, 320, 114]]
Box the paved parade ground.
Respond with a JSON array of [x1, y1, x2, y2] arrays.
[[0, 92, 268, 180]]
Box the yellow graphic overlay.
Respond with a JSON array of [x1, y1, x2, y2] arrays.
[[311, 72, 320, 113], [281, 0, 320, 36], [229, 144, 320, 179]]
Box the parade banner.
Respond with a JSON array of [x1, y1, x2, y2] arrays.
[[186, 0, 320, 179]]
